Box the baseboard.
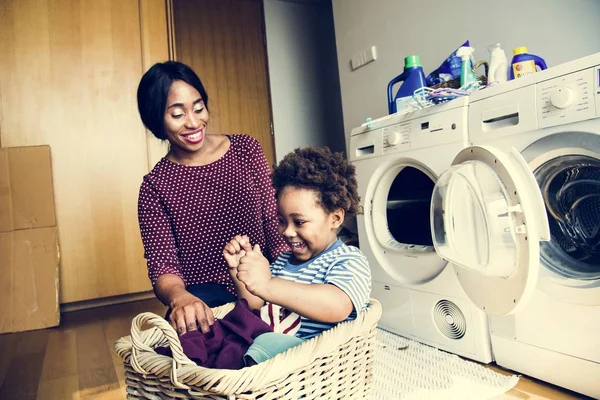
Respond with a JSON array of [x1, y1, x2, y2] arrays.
[[492, 335, 600, 399], [60, 290, 156, 313]]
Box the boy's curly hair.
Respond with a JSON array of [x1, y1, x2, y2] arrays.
[[272, 146, 360, 216]]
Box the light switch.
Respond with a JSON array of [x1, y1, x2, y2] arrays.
[[351, 45, 377, 71]]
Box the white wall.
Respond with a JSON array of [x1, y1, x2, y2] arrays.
[[264, 0, 346, 162], [333, 0, 600, 148]]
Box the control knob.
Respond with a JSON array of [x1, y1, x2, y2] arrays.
[[387, 131, 402, 145], [550, 86, 575, 110]]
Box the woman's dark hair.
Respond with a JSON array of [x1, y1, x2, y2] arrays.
[[137, 61, 209, 140], [272, 147, 360, 216]]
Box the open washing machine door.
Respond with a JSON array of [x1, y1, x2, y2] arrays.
[[431, 145, 550, 316]]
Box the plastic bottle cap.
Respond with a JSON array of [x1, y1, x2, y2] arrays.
[[488, 43, 501, 52], [513, 46, 528, 56], [456, 46, 474, 60], [404, 55, 422, 68]]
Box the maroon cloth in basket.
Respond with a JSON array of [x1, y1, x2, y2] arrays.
[[157, 299, 272, 369]]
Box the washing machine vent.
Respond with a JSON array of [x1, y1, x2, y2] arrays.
[[433, 300, 467, 340]]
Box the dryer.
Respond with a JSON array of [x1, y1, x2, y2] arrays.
[[466, 53, 600, 399], [349, 98, 494, 363]]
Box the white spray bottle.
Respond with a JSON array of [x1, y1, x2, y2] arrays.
[[487, 43, 508, 85]]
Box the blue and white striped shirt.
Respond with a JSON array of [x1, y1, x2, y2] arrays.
[[270, 239, 371, 340]]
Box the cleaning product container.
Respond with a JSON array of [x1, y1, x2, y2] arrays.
[[116, 299, 382, 399], [456, 46, 477, 87], [509, 47, 547, 79], [387, 55, 427, 114], [487, 43, 508, 84]]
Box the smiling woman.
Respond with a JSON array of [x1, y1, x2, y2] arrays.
[[162, 80, 210, 157], [135, 61, 289, 337]]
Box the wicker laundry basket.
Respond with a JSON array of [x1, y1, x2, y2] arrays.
[[115, 299, 382, 399]]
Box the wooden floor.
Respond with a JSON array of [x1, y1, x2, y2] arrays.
[[0, 298, 167, 400], [0, 298, 592, 400]]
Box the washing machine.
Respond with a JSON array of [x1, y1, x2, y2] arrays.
[[464, 53, 600, 399], [349, 97, 494, 363]]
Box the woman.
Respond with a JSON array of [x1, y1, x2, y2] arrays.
[[136, 61, 288, 336]]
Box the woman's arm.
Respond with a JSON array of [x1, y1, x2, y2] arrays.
[[246, 137, 290, 261], [138, 178, 184, 285], [154, 273, 187, 305], [155, 274, 215, 334], [138, 179, 214, 334]]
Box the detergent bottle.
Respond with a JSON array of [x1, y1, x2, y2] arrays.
[[509, 47, 547, 79], [487, 43, 508, 85], [387, 55, 427, 114], [456, 46, 477, 87]]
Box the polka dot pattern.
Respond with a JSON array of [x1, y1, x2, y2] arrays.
[[138, 134, 289, 293]]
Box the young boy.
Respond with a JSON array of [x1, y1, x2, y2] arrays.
[[223, 146, 371, 341]]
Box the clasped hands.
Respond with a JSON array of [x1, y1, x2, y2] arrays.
[[223, 234, 272, 297]]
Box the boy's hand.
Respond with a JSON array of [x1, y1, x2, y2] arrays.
[[223, 235, 252, 269], [237, 244, 272, 297]]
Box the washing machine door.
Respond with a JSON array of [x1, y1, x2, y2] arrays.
[[431, 145, 550, 316]]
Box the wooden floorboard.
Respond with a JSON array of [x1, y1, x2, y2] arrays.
[[76, 322, 119, 397], [489, 363, 592, 399], [0, 332, 18, 389], [40, 329, 78, 381], [0, 297, 593, 400], [0, 329, 49, 400]]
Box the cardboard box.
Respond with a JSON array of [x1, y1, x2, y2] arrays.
[[0, 146, 57, 232], [0, 227, 60, 333], [0, 146, 60, 333]]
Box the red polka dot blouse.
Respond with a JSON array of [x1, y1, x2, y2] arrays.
[[138, 134, 289, 293]]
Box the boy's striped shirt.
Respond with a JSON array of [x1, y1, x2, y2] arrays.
[[270, 239, 371, 339]]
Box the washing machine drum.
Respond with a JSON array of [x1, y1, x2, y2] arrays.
[[537, 155, 600, 280]]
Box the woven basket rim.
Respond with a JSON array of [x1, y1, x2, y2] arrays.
[[116, 298, 382, 395]]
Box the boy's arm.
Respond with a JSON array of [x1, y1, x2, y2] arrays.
[[236, 244, 360, 323], [229, 269, 265, 310], [259, 278, 353, 323], [223, 235, 265, 310]]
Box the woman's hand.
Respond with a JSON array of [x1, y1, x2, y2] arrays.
[[236, 244, 272, 297], [223, 235, 252, 269], [168, 290, 215, 335]]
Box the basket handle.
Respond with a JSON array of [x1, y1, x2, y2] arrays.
[[129, 312, 197, 389]]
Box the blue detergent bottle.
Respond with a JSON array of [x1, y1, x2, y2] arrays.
[[387, 55, 427, 114], [509, 47, 547, 80]]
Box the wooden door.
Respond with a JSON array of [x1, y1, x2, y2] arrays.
[[0, 0, 152, 303], [172, 0, 276, 167]]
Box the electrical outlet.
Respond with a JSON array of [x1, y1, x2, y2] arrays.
[[351, 46, 377, 71]]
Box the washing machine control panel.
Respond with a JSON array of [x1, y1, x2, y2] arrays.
[[382, 123, 411, 152], [382, 107, 466, 154], [537, 67, 598, 128]]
